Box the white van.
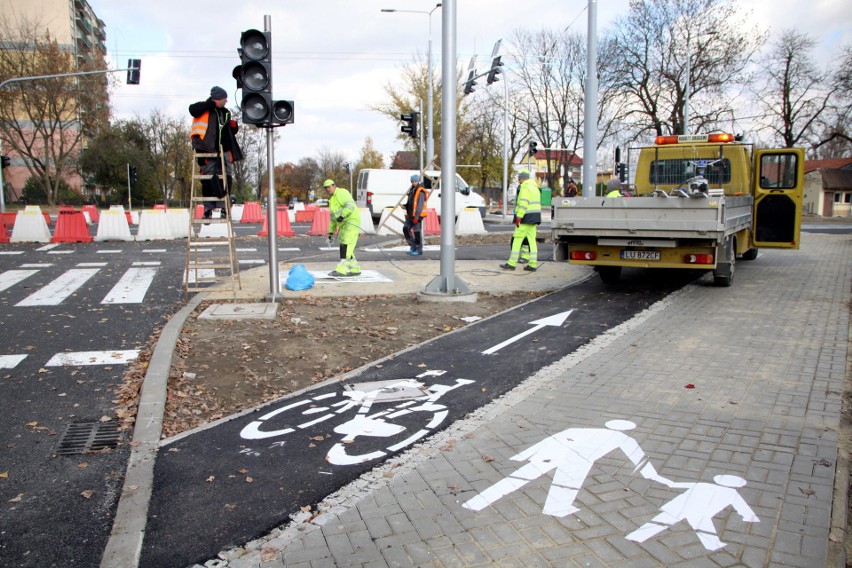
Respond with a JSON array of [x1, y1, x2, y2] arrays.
[[356, 169, 487, 224]]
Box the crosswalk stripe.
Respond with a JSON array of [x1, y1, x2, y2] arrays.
[[102, 266, 158, 304], [35, 244, 60, 251], [0, 270, 39, 293], [15, 268, 100, 306], [77, 262, 108, 267], [19, 263, 52, 268], [0, 354, 27, 369], [0, 251, 24, 255], [45, 350, 139, 366]]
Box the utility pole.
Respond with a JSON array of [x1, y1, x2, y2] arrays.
[[422, 0, 473, 300], [581, 1, 598, 197]]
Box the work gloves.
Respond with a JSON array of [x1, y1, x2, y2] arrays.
[[514, 216, 521, 227]]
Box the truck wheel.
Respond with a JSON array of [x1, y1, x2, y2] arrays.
[[741, 248, 758, 261], [713, 237, 735, 287], [597, 266, 622, 284]]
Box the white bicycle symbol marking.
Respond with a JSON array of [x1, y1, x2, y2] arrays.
[[240, 371, 474, 465]]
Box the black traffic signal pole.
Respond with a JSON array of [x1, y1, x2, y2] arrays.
[[0, 60, 141, 213]]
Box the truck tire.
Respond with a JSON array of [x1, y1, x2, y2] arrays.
[[741, 248, 758, 261], [713, 236, 735, 287], [597, 266, 622, 284]]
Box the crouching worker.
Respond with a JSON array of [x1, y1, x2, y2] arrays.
[[500, 170, 541, 272], [324, 179, 361, 277]]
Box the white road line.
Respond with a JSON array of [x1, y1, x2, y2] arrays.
[[236, 248, 257, 252], [19, 263, 52, 268], [239, 259, 265, 265], [35, 244, 60, 251], [142, 249, 166, 253], [0, 251, 24, 255], [0, 270, 39, 293], [77, 262, 108, 267], [97, 250, 123, 254], [0, 354, 27, 369], [184, 268, 216, 284], [47, 250, 74, 255], [102, 266, 158, 304], [132, 261, 161, 266], [15, 268, 100, 306], [278, 247, 300, 251], [45, 350, 140, 366]]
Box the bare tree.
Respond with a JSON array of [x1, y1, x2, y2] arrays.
[[756, 30, 838, 150], [0, 14, 108, 205], [133, 110, 192, 204], [316, 147, 348, 189], [608, 0, 764, 138]]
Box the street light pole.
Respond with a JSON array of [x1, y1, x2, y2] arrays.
[[381, 3, 442, 166], [684, 35, 691, 136]]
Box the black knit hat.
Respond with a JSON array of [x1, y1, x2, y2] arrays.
[[210, 86, 228, 100]]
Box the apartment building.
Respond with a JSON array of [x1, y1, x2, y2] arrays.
[[0, 0, 108, 202]]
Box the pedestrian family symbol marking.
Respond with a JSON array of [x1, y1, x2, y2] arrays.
[[462, 420, 758, 550]]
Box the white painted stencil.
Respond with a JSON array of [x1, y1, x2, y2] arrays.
[[463, 420, 759, 551]]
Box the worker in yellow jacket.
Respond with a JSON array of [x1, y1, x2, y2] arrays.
[[500, 170, 541, 272], [324, 179, 361, 276]]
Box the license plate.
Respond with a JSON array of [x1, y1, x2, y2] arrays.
[[621, 250, 660, 260]]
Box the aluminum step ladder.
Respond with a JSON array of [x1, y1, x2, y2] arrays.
[[184, 151, 241, 299]]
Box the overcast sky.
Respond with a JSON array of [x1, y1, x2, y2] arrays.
[[88, 0, 850, 169]]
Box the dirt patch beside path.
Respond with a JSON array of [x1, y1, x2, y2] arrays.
[[157, 292, 542, 438]]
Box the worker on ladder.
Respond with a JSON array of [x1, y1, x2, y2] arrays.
[[189, 86, 244, 219]]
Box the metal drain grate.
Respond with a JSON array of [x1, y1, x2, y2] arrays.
[[55, 421, 121, 455]]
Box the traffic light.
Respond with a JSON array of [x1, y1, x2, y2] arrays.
[[463, 70, 476, 95], [528, 141, 538, 157], [126, 59, 141, 85], [129, 166, 138, 185], [343, 162, 351, 175], [617, 162, 627, 182], [0, 155, 9, 169], [400, 112, 418, 139], [272, 100, 294, 126], [237, 29, 273, 125], [486, 56, 503, 85]]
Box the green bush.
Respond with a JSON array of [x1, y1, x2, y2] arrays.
[[21, 176, 83, 205]]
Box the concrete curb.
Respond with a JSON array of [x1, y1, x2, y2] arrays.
[[100, 293, 206, 568]]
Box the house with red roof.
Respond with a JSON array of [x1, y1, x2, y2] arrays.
[[804, 158, 852, 217]]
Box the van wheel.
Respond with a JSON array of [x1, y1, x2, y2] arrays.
[[741, 248, 758, 260], [597, 266, 621, 284]]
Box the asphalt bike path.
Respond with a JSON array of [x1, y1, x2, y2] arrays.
[[139, 270, 697, 567]]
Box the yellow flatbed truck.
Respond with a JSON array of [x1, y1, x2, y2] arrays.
[[551, 133, 804, 286]]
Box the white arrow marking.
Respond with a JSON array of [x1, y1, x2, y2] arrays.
[[482, 310, 574, 355]]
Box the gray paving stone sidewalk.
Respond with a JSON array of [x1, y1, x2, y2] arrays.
[[200, 232, 851, 568]]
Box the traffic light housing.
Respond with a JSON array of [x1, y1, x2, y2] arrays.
[[126, 59, 141, 85], [400, 112, 419, 139], [463, 70, 476, 95], [486, 56, 503, 85], [237, 29, 273, 125], [617, 162, 627, 182], [0, 155, 9, 169], [528, 141, 538, 157], [129, 166, 138, 185], [272, 100, 294, 125]]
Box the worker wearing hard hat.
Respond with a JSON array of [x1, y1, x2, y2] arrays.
[[500, 170, 541, 272], [323, 179, 361, 277], [606, 177, 623, 198]]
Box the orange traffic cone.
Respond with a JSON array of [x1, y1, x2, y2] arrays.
[[306, 208, 331, 236], [51, 210, 93, 243], [257, 207, 295, 237], [0, 213, 10, 243], [423, 208, 441, 236], [241, 202, 263, 223], [81, 204, 100, 223]]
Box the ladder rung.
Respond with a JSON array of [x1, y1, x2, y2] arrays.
[[188, 263, 234, 269]]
